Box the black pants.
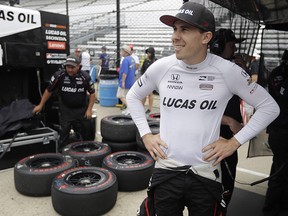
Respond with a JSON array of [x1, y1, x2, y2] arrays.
[[58, 104, 92, 149], [151, 168, 223, 216], [220, 151, 238, 215], [263, 129, 288, 216]]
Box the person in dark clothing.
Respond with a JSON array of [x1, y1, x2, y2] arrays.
[[250, 52, 269, 89], [141, 47, 157, 114], [141, 47, 157, 75], [99, 46, 110, 73], [33, 55, 96, 150], [263, 49, 288, 216], [210, 28, 246, 215]]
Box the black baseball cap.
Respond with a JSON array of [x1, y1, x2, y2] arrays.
[[160, 2, 215, 33], [223, 29, 246, 43], [64, 55, 81, 67]]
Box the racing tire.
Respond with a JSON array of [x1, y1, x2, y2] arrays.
[[14, 153, 75, 196], [61, 141, 111, 167], [51, 167, 118, 216], [102, 138, 137, 152], [102, 151, 154, 191], [147, 112, 160, 122], [136, 121, 160, 150], [101, 115, 137, 142]]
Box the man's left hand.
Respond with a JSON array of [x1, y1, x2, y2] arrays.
[[85, 109, 93, 119], [202, 137, 241, 166]]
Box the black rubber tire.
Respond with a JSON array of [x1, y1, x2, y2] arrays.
[[61, 141, 111, 167], [102, 138, 137, 152], [51, 167, 118, 216], [102, 151, 154, 191], [136, 121, 160, 150], [14, 153, 75, 196], [101, 115, 137, 142]]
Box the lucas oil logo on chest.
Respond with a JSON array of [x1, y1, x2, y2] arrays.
[[163, 97, 217, 110]]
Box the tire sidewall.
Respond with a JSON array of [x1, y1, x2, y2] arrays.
[[101, 115, 137, 142], [51, 167, 118, 216], [102, 151, 154, 191], [52, 167, 117, 194], [62, 141, 111, 166], [14, 153, 75, 196]]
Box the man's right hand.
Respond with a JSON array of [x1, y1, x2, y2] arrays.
[[33, 105, 42, 115], [142, 133, 168, 161]]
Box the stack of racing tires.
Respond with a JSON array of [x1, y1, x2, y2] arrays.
[[14, 152, 118, 216], [100, 114, 155, 191], [101, 114, 138, 152], [13, 113, 158, 215]]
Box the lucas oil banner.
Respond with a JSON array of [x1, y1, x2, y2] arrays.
[[0, 4, 69, 73], [0, 5, 41, 38]]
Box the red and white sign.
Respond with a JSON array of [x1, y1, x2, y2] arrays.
[[47, 41, 66, 50]]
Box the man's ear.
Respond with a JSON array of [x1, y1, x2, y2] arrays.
[[203, 32, 214, 45]]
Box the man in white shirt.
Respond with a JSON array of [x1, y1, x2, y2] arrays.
[[80, 48, 91, 73], [127, 2, 279, 216], [129, 44, 140, 78]]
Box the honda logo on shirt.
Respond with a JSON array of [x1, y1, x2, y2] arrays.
[[171, 74, 180, 81]]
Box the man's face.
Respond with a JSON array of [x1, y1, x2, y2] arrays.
[[121, 49, 127, 57], [172, 20, 212, 65], [221, 41, 237, 60], [75, 50, 81, 57], [147, 52, 152, 58], [65, 65, 80, 76]]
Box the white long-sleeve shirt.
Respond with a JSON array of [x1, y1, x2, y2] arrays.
[[127, 53, 279, 167], [81, 51, 91, 71]]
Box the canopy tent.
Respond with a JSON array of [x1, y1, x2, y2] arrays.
[[209, 0, 288, 31], [207, 0, 288, 69]]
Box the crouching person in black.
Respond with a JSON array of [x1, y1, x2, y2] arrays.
[[263, 50, 288, 216], [33, 55, 96, 151]]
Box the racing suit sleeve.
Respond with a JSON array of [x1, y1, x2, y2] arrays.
[[224, 65, 280, 144], [127, 65, 160, 137]]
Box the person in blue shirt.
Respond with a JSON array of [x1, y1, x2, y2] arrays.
[[89, 58, 100, 103], [116, 45, 136, 115], [99, 46, 110, 73]]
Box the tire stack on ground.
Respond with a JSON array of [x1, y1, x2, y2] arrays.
[[14, 152, 119, 215], [52, 141, 118, 215], [13, 113, 158, 215], [100, 114, 155, 191], [101, 115, 138, 152]]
